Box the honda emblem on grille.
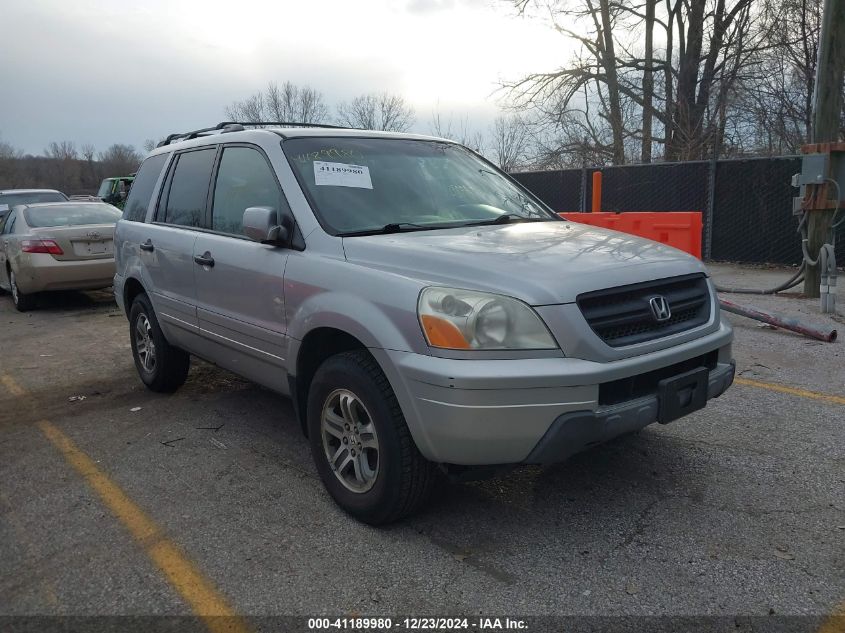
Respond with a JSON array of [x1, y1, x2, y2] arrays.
[[649, 295, 672, 322]]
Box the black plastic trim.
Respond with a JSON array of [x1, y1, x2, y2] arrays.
[[523, 361, 735, 465]]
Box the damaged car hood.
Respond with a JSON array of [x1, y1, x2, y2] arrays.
[[342, 221, 708, 305]]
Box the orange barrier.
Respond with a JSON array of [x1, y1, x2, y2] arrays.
[[562, 211, 703, 259]]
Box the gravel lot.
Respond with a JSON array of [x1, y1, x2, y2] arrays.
[[0, 263, 842, 632]]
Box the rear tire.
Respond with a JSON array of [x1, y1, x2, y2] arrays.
[[307, 350, 436, 525], [129, 293, 190, 392], [10, 269, 36, 312]]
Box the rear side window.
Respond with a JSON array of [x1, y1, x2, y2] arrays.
[[123, 154, 168, 222], [26, 204, 121, 228], [212, 147, 286, 235], [162, 149, 216, 227]]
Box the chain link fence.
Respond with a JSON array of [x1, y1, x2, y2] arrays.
[[511, 156, 844, 266]]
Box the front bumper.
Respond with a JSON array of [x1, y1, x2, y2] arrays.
[[375, 321, 733, 465], [524, 361, 734, 464]]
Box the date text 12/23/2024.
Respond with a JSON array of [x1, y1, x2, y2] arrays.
[[307, 618, 529, 630]]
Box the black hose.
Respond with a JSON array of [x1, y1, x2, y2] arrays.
[[716, 178, 839, 297], [715, 262, 806, 295]]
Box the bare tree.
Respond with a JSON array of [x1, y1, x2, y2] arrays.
[[45, 141, 80, 192], [337, 93, 415, 131], [81, 143, 96, 162], [735, 0, 826, 154], [505, 0, 778, 164], [80, 143, 98, 187], [641, 0, 657, 162], [1, 136, 143, 193], [429, 110, 485, 151], [226, 82, 330, 124], [264, 81, 330, 123], [98, 144, 142, 176], [45, 141, 78, 161], [489, 114, 530, 171], [226, 92, 265, 123], [0, 134, 23, 188]]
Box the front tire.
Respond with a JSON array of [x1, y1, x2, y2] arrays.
[[307, 350, 436, 525], [10, 269, 36, 312], [129, 293, 190, 392]]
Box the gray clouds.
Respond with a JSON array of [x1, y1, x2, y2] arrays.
[[0, 0, 563, 154]]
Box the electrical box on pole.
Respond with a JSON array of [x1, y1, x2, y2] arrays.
[[802, 0, 845, 298]]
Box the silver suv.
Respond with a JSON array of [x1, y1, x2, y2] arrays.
[[114, 122, 734, 524]]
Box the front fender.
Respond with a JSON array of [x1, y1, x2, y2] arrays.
[[283, 253, 431, 362], [286, 291, 418, 350]]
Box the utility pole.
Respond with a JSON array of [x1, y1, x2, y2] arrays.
[[804, 0, 845, 297]]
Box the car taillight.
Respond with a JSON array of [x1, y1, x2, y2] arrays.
[[21, 239, 64, 255]]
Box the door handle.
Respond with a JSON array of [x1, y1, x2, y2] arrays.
[[194, 251, 215, 267], [140, 239, 154, 252]]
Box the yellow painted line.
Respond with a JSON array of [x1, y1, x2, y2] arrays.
[[39, 419, 250, 632], [735, 377, 845, 406], [1, 373, 249, 633], [1, 373, 27, 397], [818, 607, 845, 633]]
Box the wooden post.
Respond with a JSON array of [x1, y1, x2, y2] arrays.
[[804, 0, 845, 297], [591, 171, 602, 213]]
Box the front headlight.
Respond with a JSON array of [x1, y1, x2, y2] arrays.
[[418, 287, 558, 350]]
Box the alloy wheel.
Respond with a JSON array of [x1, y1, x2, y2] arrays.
[[320, 388, 380, 493], [134, 313, 157, 373]]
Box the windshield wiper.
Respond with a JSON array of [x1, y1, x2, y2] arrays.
[[341, 222, 435, 237], [466, 214, 551, 227], [380, 222, 427, 233], [492, 213, 528, 224]]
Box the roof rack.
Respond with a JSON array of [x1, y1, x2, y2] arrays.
[[156, 121, 348, 147]]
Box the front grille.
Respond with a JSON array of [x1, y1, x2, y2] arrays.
[[577, 273, 711, 347]]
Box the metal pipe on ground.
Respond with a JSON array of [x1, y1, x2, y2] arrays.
[[719, 298, 838, 342]]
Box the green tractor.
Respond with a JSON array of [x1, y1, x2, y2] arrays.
[[97, 175, 134, 209]]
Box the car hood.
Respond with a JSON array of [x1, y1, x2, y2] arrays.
[[342, 221, 708, 305]]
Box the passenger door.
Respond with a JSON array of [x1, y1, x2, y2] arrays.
[[193, 145, 291, 392], [141, 148, 216, 349]]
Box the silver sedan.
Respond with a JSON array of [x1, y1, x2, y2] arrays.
[[0, 201, 121, 311]]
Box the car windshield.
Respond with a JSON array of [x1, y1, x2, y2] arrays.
[[0, 191, 67, 207], [97, 180, 114, 197], [25, 204, 122, 228], [282, 137, 556, 235]]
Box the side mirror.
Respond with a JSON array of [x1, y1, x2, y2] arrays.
[[243, 206, 290, 245]]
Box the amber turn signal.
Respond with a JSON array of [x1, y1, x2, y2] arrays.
[[420, 314, 471, 349]]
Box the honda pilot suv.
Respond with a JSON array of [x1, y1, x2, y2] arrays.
[[113, 122, 734, 524]]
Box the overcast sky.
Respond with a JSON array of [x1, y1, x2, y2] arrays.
[[0, 0, 566, 155]]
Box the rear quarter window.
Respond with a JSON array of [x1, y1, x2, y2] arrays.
[[123, 154, 168, 222], [26, 204, 122, 228]]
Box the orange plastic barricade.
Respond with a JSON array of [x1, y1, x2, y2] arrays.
[[561, 212, 703, 259]]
